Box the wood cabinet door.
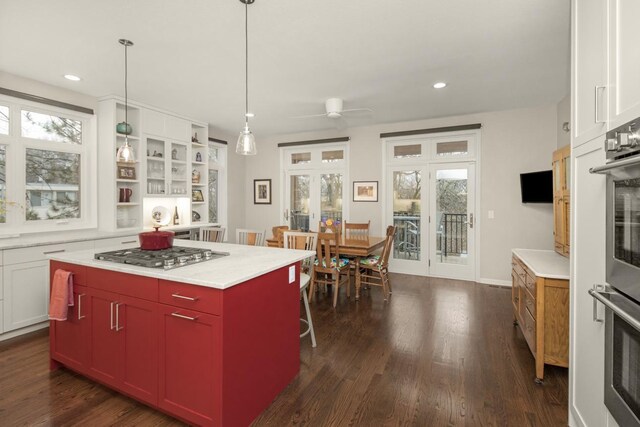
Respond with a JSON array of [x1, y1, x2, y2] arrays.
[[158, 304, 221, 427], [117, 295, 159, 405], [86, 288, 120, 389], [572, 0, 609, 147], [554, 196, 565, 250], [50, 285, 90, 372], [608, 0, 640, 129]]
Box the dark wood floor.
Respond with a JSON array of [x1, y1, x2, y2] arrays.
[[0, 274, 568, 426]]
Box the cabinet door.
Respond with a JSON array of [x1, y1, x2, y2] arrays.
[[3, 260, 49, 332], [87, 288, 120, 389], [608, 0, 640, 128], [554, 196, 565, 252], [572, 0, 609, 147], [117, 295, 159, 405], [50, 285, 90, 372], [158, 305, 221, 426]]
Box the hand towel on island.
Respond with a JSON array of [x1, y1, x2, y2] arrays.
[[48, 269, 74, 321]]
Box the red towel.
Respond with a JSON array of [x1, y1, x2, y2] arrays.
[[49, 269, 74, 321]]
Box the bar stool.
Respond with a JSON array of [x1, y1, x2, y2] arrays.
[[299, 273, 316, 347]]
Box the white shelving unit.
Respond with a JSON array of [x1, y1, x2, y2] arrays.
[[97, 96, 210, 231]]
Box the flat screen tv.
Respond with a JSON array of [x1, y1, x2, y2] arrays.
[[520, 170, 553, 203]]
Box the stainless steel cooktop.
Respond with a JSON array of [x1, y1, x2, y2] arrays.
[[95, 246, 229, 269]]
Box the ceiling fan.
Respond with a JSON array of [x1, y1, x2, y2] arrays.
[[291, 98, 373, 120]]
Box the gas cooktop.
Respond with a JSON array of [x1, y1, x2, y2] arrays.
[[95, 246, 229, 270]]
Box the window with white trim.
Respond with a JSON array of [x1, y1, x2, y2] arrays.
[[0, 95, 96, 234]]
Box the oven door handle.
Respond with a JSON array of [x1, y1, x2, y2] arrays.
[[590, 154, 640, 174], [589, 288, 640, 333]]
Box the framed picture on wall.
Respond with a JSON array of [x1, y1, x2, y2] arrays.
[[254, 179, 272, 204], [117, 166, 136, 180], [353, 181, 378, 202]]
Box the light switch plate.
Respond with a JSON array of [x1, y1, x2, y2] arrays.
[[488, 210, 495, 219], [289, 265, 296, 284]]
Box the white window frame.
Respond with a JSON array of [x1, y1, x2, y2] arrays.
[[0, 94, 97, 236], [208, 141, 227, 229], [279, 142, 350, 226]]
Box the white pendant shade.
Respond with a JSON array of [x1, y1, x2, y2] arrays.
[[116, 140, 135, 163], [236, 124, 257, 155]]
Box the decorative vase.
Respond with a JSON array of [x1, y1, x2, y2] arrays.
[[116, 122, 132, 135]]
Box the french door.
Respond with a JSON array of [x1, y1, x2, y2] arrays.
[[285, 171, 344, 232], [428, 163, 476, 280], [387, 162, 476, 279]]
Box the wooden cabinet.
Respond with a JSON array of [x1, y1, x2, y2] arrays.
[[511, 254, 569, 382], [552, 145, 571, 256], [572, 0, 640, 148]]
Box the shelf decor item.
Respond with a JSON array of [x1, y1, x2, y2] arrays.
[[192, 169, 201, 183], [192, 189, 204, 202], [117, 166, 136, 180], [116, 38, 136, 163], [353, 181, 378, 202], [253, 178, 271, 204], [236, 0, 257, 156], [195, 151, 202, 162]]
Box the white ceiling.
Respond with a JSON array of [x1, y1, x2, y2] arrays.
[[0, 0, 570, 137]]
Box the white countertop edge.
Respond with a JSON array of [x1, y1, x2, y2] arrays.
[[512, 248, 570, 280], [48, 241, 314, 290]]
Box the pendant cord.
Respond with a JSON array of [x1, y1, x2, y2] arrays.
[[245, 1, 249, 126], [124, 42, 129, 144]]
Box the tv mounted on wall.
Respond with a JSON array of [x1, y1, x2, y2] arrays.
[[520, 170, 553, 203]]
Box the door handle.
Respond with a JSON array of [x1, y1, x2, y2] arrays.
[[78, 294, 86, 320], [110, 302, 115, 330], [115, 303, 124, 331], [595, 85, 606, 124], [469, 213, 474, 229], [284, 209, 289, 221]]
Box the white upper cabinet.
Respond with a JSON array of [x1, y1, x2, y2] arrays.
[[608, 0, 640, 129], [573, 0, 640, 148], [165, 116, 190, 142], [142, 110, 190, 142], [571, 0, 608, 147], [142, 109, 165, 137]]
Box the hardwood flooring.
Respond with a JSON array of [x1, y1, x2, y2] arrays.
[[0, 274, 568, 426]]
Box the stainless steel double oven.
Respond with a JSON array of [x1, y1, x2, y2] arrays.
[[590, 117, 640, 427]]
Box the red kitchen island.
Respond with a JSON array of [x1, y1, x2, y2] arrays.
[[48, 240, 313, 426]]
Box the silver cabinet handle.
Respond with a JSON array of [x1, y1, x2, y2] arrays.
[[595, 85, 606, 124], [43, 249, 65, 255], [121, 240, 137, 244], [589, 286, 640, 332], [78, 294, 86, 320], [171, 312, 198, 321], [171, 293, 199, 301], [115, 303, 124, 331], [110, 302, 115, 330]]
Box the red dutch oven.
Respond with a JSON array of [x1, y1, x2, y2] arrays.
[[139, 227, 175, 250]]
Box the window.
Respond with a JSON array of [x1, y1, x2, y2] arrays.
[[291, 152, 311, 165], [208, 141, 227, 227], [436, 140, 468, 157], [0, 95, 95, 234], [0, 105, 8, 135], [321, 150, 344, 163], [394, 144, 421, 159]]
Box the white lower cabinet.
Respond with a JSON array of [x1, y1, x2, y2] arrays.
[[93, 235, 139, 250], [2, 241, 93, 334], [3, 260, 49, 332], [0, 266, 3, 334]]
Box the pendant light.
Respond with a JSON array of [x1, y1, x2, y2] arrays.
[[116, 38, 135, 163], [236, 0, 257, 155]]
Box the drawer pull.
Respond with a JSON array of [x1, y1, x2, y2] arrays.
[[43, 249, 66, 255], [121, 240, 137, 244], [171, 293, 199, 301], [171, 312, 198, 321]]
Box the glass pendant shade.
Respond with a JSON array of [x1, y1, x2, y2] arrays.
[[116, 138, 135, 163], [236, 124, 257, 155]]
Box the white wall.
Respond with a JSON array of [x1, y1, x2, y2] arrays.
[[0, 70, 97, 111], [243, 104, 559, 283]]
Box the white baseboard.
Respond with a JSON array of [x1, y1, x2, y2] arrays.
[[0, 322, 48, 342], [478, 277, 511, 287]]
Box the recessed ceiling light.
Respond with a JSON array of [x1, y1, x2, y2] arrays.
[[433, 82, 447, 89], [64, 74, 82, 81], [245, 112, 255, 118]]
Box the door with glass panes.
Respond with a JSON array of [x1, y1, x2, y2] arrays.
[[282, 145, 347, 232]]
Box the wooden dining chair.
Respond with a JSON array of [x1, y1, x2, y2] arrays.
[[271, 225, 289, 247], [283, 231, 318, 347], [318, 220, 342, 235], [357, 225, 397, 301], [199, 227, 225, 242], [311, 231, 350, 307], [344, 221, 370, 239], [236, 229, 266, 246]]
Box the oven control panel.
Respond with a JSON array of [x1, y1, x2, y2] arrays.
[[606, 117, 640, 161]]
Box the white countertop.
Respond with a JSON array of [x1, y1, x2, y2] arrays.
[[0, 223, 216, 251], [48, 240, 314, 290], [512, 248, 570, 280]]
